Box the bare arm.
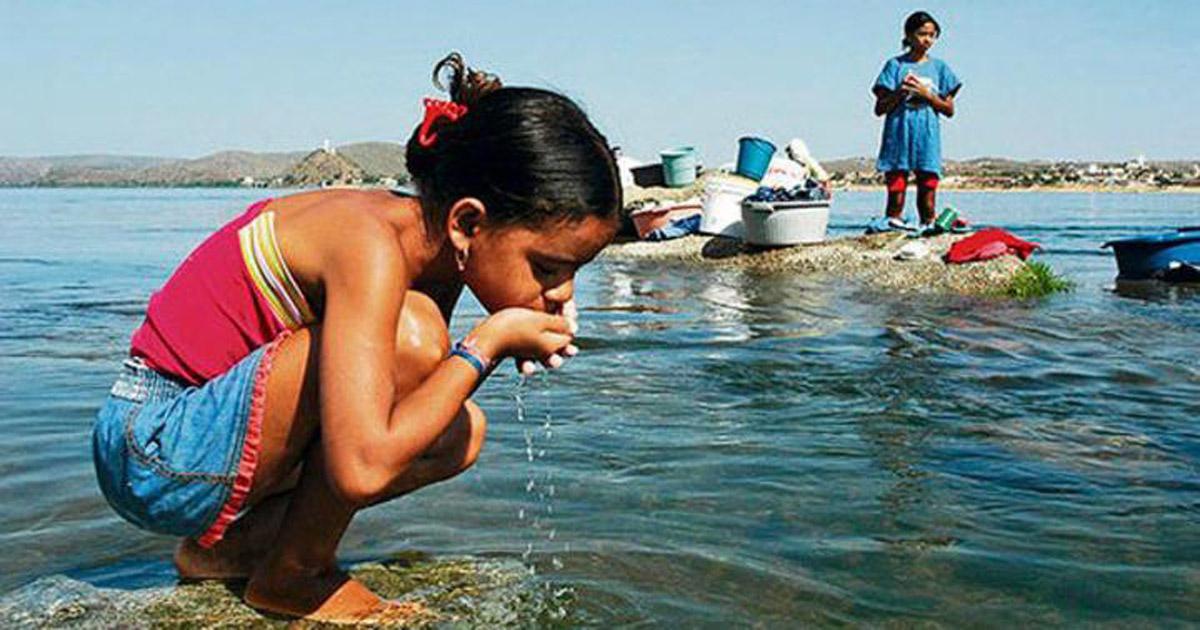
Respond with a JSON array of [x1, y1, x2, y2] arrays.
[[925, 91, 956, 117], [315, 225, 486, 504], [315, 220, 571, 505]]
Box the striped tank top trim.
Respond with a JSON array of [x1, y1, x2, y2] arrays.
[[237, 211, 316, 330]]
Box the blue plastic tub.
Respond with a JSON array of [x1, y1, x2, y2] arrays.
[[734, 135, 772, 178], [660, 147, 697, 187], [1102, 227, 1200, 280], [736, 137, 776, 181]]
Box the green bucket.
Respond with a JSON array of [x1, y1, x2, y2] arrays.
[[661, 147, 697, 188], [934, 207, 959, 231]]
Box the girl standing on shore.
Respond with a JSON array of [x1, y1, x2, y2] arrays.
[[872, 11, 962, 226], [91, 53, 620, 623]]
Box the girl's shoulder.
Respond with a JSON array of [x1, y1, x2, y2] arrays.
[[272, 189, 413, 283]]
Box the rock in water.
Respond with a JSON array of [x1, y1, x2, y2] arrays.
[[603, 232, 1030, 297], [0, 575, 162, 629]]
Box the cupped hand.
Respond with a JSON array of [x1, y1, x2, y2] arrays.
[[516, 297, 580, 375], [477, 308, 572, 358]]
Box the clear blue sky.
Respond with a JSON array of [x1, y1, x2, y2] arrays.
[[3, 0, 1197, 163]]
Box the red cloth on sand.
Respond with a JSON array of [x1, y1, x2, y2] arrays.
[[945, 228, 1040, 264]]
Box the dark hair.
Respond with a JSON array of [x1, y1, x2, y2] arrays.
[[902, 11, 941, 48], [405, 52, 622, 232]]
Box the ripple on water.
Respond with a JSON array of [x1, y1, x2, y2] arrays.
[[3, 189, 1200, 625]]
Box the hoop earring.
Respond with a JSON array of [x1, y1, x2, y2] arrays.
[[455, 247, 470, 272]]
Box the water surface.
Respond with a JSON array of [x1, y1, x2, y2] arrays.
[[1, 188, 1198, 626]]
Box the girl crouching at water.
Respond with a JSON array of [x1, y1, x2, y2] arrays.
[[873, 11, 962, 226], [92, 53, 621, 622]]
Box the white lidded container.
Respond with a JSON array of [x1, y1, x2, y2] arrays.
[[740, 200, 830, 246], [699, 173, 758, 238]]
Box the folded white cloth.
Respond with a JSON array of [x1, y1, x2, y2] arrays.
[[895, 241, 931, 261]]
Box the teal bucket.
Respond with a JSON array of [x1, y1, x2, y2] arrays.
[[661, 147, 697, 187], [736, 137, 776, 182]]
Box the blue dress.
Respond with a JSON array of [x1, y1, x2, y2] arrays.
[[874, 55, 961, 176]]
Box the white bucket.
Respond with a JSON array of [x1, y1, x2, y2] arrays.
[[699, 174, 758, 238], [740, 200, 830, 246]]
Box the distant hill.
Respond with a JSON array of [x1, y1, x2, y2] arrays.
[[823, 157, 875, 174], [0, 142, 407, 187], [0, 155, 175, 186], [337, 142, 408, 180], [134, 150, 305, 186], [822, 156, 1054, 176], [282, 149, 365, 187], [3, 145, 1193, 188]]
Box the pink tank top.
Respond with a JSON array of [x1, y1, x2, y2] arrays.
[[130, 199, 317, 385]]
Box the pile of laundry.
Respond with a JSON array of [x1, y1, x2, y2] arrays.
[[744, 178, 831, 203], [644, 212, 702, 242], [944, 228, 1040, 263]]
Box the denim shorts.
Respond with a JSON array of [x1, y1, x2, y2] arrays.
[[92, 335, 287, 548]]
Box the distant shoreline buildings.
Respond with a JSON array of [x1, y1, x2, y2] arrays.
[[829, 155, 1200, 190]]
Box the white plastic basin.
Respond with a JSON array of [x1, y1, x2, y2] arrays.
[[740, 200, 830, 246]]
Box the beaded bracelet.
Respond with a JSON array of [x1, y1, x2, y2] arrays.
[[449, 338, 493, 378]]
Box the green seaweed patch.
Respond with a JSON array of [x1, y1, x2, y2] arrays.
[[132, 555, 574, 628], [1003, 260, 1074, 298], [141, 580, 273, 628]]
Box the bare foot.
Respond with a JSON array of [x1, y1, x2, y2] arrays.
[[175, 492, 292, 580], [174, 537, 257, 581], [244, 568, 412, 623]]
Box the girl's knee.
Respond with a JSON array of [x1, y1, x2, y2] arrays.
[[435, 404, 485, 480], [373, 404, 486, 504], [392, 291, 451, 394], [461, 401, 487, 469], [426, 401, 486, 467]]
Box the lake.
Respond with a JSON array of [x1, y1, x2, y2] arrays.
[[0, 188, 1197, 626]]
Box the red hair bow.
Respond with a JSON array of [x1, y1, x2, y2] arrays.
[[418, 98, 469, 148]]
